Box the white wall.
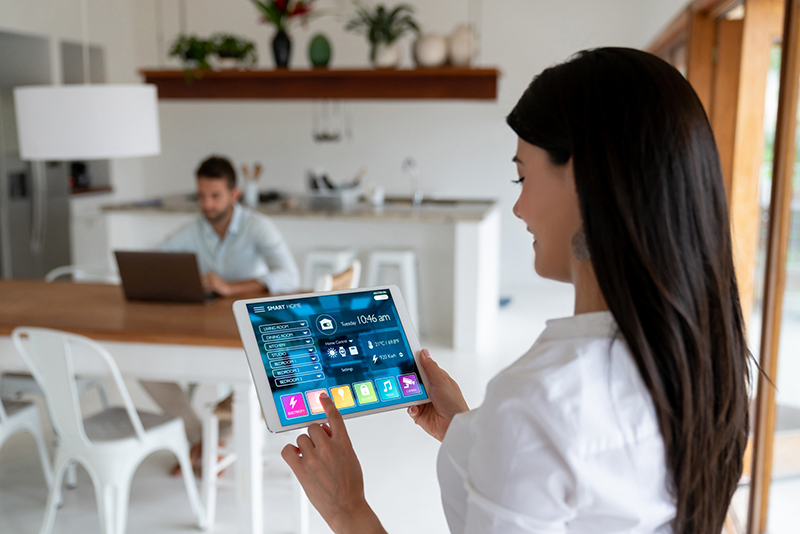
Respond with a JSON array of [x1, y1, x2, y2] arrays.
[[131, 0, 688, 292], [643, 0, 691, 48], [1, 0, 690, 291]]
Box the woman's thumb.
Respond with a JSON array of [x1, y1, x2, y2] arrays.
[[419, 348, 442, 378]]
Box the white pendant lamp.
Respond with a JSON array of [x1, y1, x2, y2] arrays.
[[14, 84, 160, 161], [13, 0, 160, 161]]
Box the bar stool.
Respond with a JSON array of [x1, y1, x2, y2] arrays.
[[366, 250, 419, 328], [302, 249, 357, 290]]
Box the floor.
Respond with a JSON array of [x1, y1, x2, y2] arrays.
[[1, 281, 798, 534]]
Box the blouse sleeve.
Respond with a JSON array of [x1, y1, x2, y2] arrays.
[[461, 381, 580, 534]]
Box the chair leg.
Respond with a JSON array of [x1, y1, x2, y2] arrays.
[[39, 457, 69, 534], [295, 476, 310, 534], [174, 444, 207, 530], [114, 482, 131, 534], [201, 413, 220, 529], [28, 421, 54, 488], [65, 461, 78, 489], [97, 484, 117, 534]]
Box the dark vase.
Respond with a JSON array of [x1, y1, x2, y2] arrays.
[[272, 29, 291, 68]]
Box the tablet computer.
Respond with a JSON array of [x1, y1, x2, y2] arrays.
[[233, 285, 431, 433]]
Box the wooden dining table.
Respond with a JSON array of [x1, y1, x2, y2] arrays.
[[0, 279, 268, 533]]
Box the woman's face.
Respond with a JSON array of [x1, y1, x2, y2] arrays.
[[513, 138, 583, 283]]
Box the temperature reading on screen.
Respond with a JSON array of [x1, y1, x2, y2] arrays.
[[357, 313, 392, 325]]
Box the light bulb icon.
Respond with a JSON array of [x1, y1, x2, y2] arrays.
[[337, 388, 346, 400]]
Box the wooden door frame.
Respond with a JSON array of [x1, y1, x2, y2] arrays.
[[747, 0, 800, 531], [649, 1, 794, 532]]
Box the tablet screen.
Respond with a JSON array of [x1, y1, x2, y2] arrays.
[[245, 288, 428, 427]]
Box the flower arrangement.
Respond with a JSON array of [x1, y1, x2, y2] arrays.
[[250, 0, 317, 32]]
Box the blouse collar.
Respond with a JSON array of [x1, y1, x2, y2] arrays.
[[539, 310, 618, 341]]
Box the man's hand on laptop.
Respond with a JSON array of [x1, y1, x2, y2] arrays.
[[202, 272, 266, 297], [202, 272, 232, 296]]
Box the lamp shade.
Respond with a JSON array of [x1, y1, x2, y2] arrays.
[[13, 84, 161, 161]]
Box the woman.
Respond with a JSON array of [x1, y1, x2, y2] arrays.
[[281, 48, 750, 534]]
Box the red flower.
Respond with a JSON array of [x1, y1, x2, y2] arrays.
[[289, 3, 311, 16], [274, 0, 287, 13]]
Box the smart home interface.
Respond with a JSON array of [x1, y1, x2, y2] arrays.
[[244, 289, 428, 427]]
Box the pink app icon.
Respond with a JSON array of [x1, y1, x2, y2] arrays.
[[281, 393, 308, 418], [305, 389, 327, 414]]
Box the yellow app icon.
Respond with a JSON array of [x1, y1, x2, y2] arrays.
[[330, 385, 355, 409]]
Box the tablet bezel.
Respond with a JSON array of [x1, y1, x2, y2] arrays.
[[232, 285, 431, 433]]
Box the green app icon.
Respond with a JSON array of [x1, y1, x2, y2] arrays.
[[354, 381, 378, 405]]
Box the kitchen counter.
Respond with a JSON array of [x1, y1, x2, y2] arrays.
[[102, 193, 497, 223], [102, 194, 500, 353]]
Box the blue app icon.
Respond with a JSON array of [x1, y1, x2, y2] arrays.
[[377, 376, 401, 401]]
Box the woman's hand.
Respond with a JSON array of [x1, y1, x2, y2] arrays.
[[281, 393, 387, 534], [407, 349, 469, 442]]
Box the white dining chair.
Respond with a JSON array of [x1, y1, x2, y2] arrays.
[[0, 268, 114, 490], [0, 396, 54, 490], [313, 259, 362, 292], [44, 265, 121, 284], [12, 327, 206, 534]]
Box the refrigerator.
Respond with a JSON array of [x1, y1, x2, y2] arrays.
[[0, 87, 71, 279]]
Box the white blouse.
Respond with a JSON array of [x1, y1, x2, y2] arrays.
[[437, 311, 676, 534]]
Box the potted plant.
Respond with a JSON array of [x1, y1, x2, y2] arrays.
[[345, 3, 420, 68], [212, 34, 258, 69], [169, 35, 214, 70], [250, 0, 317, 68]]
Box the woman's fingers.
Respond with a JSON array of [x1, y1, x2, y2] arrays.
[[319, 392, 346, 436], [419, 348, 444, 380], [281, 443, 302, 471], [307, 422, 329, 445], [296, 433, 315, 456]]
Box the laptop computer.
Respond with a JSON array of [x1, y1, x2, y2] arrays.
[[114, 251, 216, 303]]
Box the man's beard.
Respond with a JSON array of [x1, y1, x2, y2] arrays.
[[204, 203, 233, 225]]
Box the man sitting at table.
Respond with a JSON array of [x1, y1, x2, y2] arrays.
[[142, 155, 300, 473]]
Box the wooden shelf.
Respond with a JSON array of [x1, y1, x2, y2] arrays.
[[140, 67, 499, 100]]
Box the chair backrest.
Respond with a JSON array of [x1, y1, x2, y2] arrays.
[[45, 265, 121, 284], [312, 260, 361, 292], [11, 327, 145, 448], [331, 259, 361, 290], [313, 273, 333, 292]]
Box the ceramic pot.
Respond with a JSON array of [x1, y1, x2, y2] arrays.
[[215, 56, 242, 70], [372, 42, 401, 68], [414, 34, 448, 67], [449, 24, 477, 66], [272, 29, 291, 68], [309, 34, 332, 68]]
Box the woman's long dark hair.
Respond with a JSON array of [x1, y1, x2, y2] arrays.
[[508, 48, 749, 533]]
